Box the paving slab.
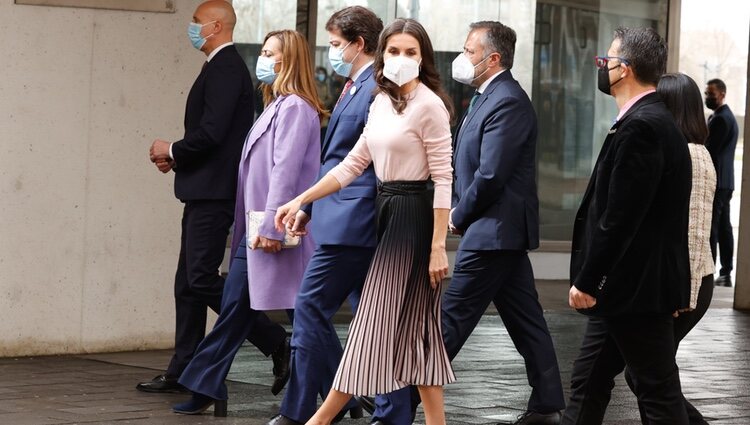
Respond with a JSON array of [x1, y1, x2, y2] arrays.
[[0, 285, 746, 424]]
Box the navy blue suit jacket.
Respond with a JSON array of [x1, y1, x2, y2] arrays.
[[452, 70, 539, 251], [172, 45, 254, 201], [706, 104, 738, 190], [308, 66, 378, 247]]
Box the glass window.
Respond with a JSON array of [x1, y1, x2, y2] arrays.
[[232, 0, 298, 115], [235, 0, 675, 244], [532, 0, 669, 240]]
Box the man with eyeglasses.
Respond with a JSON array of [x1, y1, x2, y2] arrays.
[[563, 27, 692, 424]]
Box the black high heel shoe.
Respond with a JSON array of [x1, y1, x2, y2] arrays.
[[172, 393, 228, 417], [332, 405, 364, 423]]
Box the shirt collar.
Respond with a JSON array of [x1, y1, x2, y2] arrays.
[[207, 42, 234, 62], [350, 61, 374, 83], [616, 89, 656, 122], [477, 69, 505, 94]]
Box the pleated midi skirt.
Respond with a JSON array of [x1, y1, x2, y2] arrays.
[[332, 180, 456, 396]]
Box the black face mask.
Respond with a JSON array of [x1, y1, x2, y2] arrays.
[[597, 66, 624, 95], [705, 97, 719, 110]]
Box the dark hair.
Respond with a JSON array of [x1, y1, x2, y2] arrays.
[[707, 78, 727, 94], [325, 6, 383, 55], [657, 73, 708, 145], [373, 18, 455, 120], [613, 27, 667, 86], [469, 21, 516, 69]]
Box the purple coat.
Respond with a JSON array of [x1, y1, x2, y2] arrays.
[[231, 94, 320, 310]]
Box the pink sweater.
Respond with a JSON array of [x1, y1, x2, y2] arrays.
[[329, 83, 453, 209]]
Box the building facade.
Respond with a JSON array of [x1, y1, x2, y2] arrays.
[[2, 0, 748, 357]]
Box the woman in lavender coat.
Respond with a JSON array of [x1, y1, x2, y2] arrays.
[[172, 29, 326, 416]]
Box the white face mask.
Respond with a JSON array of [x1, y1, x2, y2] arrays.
[[451, 53, 490, 85], [383, 56, 421, 87]]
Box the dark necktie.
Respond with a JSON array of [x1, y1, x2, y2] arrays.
[[335, 79, 354, 109], [468, 90, 481, 113]]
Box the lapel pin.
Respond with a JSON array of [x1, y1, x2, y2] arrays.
[[350, 85, 357, 95]]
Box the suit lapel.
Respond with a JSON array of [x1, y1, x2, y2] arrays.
[[322, 66, 373, 155], [455, 71, 510, 153], [578, 93, 660, 209], [242, 96, 286, 160], [578, 129, 616, 208]]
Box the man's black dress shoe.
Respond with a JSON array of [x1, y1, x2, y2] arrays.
[[354, 395, 376, 414], [370, 422, 387, 425], [501, 410, 562, 425], [271, 335, 292, 395], [715, 275, 732, 287], [172, 393, 227, 417], [135, 374, 187, 393], [266, 414, 303, 425]]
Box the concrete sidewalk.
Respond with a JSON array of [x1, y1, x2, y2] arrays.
[[0, 286, 747, 424]]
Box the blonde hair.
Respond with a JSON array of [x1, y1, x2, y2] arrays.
[[261, 30, 328, 120]]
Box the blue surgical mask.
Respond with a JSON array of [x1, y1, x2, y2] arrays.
[[328, 41, 360, 78], [256, 56, 280, 84], [188, 21, 216, 50]]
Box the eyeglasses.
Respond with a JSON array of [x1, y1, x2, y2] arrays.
[[594, 56, 629, 69]]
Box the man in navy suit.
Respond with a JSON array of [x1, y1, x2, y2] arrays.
[[445, 21, 565, 425], [704, 78, 739, 287], [265, 6, 383, 425], [141, 0, 288, 394], [374, 21, 565, 425]]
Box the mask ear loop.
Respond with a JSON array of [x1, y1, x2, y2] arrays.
[[349, 44, 362, 65], [202, 20, 218, 40], [472, 53, 493, 81], [609, 62, 627, 89]]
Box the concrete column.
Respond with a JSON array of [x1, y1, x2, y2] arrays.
[[666, 0, 681, 72], [734, 25, 750, 311]]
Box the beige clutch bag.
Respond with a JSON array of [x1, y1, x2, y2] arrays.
[[246, 211, 300, 248]]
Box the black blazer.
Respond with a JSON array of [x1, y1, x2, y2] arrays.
[[172, 45, 254, 201], [570, 93, 692, 316], [706, 104, 738, 190], [451, 71, 539, 251]]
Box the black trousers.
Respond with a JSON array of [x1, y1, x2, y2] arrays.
[[562, 314, 688, 425], [166, 200, 281, 378], [442, 250, 566, 413], [625, 274, 714, 425], [710, 189, 734, 276]]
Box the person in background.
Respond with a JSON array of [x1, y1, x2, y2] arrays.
[[275, 18, 456, 425], [171, 29, 324, 416], [621, 72, 715, 425], [315, 66, 334, 110], [141, 0, 287, 396], [704, 78, 739, 287], [563, 27, 692, 424], [265, 6, 383, 425]]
